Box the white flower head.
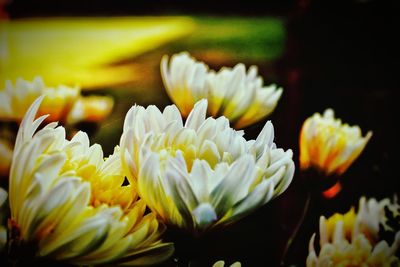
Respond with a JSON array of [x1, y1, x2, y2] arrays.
[[161, 52, 283, 129], [300, 108, 372, 176], [9, 97, 174, 265], [307, 197, 400, 267], [120, 99, 294, 233]]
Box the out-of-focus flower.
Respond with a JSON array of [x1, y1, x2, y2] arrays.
[[0, 77, 114, 179], [0, 137, 12, 177], [307, 196, 400, 267], [120, 99, 294, 233], [8, 97, 173, 265], [300, 108, 372, 176], [0, 187, 7, 252], [0, 77, 79, 122], [161, 52, 283, 129], [212, 260, 241, 267], [67, 95, 114, 124]]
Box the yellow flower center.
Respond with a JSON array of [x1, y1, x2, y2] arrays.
[[60, 154, 136, 213], [158, 145, 197, 172]]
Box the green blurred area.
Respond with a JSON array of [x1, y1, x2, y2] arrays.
[[173, 16, 286, 61]]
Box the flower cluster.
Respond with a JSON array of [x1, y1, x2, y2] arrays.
[[307, 196, 400, 267], [2, 76, 294, 264], [161, 52, 283, 129], [0, 49, 382, 266]]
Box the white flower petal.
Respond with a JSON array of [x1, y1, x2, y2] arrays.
[[185, 98, 208, 130], [211, 155, 256, 216]]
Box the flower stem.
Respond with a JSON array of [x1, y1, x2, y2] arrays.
[[280, 191, 311, 267]]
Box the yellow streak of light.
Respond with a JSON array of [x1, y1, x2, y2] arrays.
[[0, 17, 195, 88]]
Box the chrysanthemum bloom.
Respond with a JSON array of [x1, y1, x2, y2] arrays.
[[67, 95, 114, 124], [161, 52, 283, 129], [0, 77, 79, 122], [0, 187, 7, 252], [307, 197, 400, 267], [8, 97, 173, 265], [213, 260, 241, 267], [120, 99, 294, 233], [300, 109, 372, 177]]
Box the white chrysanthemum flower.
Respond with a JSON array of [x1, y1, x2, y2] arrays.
[[300, 108, 372, 176], [0, 77, 79, 122], [161, 52, 283, 129], [0, 187, 7, 252], [307, 197, 400, 267], [9, 97, 174, 265], [120, 99, 294, 233]]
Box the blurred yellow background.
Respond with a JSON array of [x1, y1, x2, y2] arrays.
[[0, 17, 195, 88]]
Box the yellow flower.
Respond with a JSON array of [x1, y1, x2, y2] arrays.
[[0, 77, 79, 122], [0, 187, 7, 252], [0, 137, 13, 177], [307, 197, 400, 267], [212, 260, 242, 267], [120, 99, 294, 233], [67, 95, 114, 124], [9, 97, 173, 265], [161, 52, 283, 129], [300, 109, 372, 176]]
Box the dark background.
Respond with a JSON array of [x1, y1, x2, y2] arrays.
[[3, 0, 399, 266]]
